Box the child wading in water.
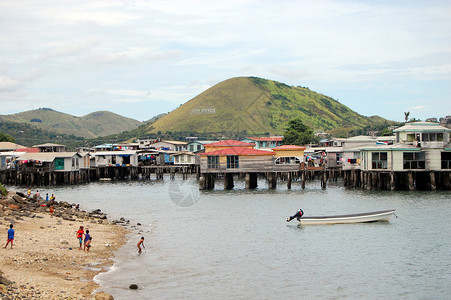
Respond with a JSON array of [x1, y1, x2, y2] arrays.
[[137, 237, 145, 254], [77, 226, 84, 250]]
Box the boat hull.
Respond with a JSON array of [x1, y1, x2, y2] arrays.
[[298, 209, 396, 225]]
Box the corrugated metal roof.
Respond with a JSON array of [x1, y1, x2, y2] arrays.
[[199, 147, 273, 156], [393, 122, 450, 132], [244, 137, 283, 142], [345, 135, 376, 141], [172, 152, 196, 156], [0, 142, 25, 150], [272, 145, 306, 150], [32, 143, 65, 147], [187, 140, 218, 145], [94, 150, 137, 155], [206, 140, 254, 147], [360, 144, 421, 151], [16, 152, 79, 162], [152, 140, 187, 145]]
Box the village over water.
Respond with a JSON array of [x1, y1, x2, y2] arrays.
[[1, 121, 450, 191]]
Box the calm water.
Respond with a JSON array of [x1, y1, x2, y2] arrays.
[[12, 176, 450, 299]]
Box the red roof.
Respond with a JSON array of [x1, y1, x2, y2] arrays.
[[199, 147, 274, 156], [15, 148, 40, 153], [245, 137, 283, 142], [205, 140, 254, 147], [272, 145, 306, 150]]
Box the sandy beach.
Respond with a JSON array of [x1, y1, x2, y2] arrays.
[[0, 191, 128, 299]]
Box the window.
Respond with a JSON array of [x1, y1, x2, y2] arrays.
[[441, 152, 451, 169], [227, 155, 239, 169], [197, 145, 202, 151], [371, 152, 388, 169], [275, 157, 301, 164], [55, 158, 64, 170], [189, 145, 194, 152], [403, 152, 425, 169], [422, 133, 443, 142], [207, 156, 219, 169]]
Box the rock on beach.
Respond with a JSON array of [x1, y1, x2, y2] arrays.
[[0, 190, 128, 299]]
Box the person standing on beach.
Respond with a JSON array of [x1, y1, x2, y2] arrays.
[[77, 226, 84, 250], [84, 229, 91, 251], [85, 237, 92, 253], [4, 224, 14, 249], [27, 188, 31, 198], [49, 204, 54, 216], [45, 193, 49, 201], [137, 237, 145, 254]]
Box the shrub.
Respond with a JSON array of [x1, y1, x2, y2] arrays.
[[0, 182, 7, 197]]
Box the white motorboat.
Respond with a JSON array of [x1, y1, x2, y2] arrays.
[[297, 209, 396, 225]]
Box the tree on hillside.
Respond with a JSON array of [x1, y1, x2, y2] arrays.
[[282, 118, 318, 145], [0, 132, 14, 142]]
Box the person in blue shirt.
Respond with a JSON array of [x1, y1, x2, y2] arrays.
[[84, 230, 91, 251], [4, 224, 14, 249]]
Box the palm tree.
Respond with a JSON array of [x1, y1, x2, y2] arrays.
[[404, 111, 410, 123]]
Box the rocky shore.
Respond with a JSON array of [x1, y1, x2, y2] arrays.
[[0, 190, 129, 299]]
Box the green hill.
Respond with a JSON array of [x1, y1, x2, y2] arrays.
[[0, 120, 85, 149], [147, 77, 393, 136], [0, 108, 143, 139]]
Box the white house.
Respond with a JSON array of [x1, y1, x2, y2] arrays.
[[186, 141, 218, 153], [171, 152, 197, 165], [360, 122, 451, 172], [149, 140, 187, 151], [93, 150, 139, 167], [16, 152, 83, 172], [240, 137, 283, 150]]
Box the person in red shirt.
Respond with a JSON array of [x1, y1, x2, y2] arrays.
[[76, 226, 84, 250]]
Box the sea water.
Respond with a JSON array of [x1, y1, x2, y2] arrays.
[[16, 176, 450, 299]]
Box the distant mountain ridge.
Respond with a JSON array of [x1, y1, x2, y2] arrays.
[[146, 77, 394, 136], [0, 108, 143, 139]]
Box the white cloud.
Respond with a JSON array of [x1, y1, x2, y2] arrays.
[[409, 105, 430, 111], [0, 77, 21, 91], [0, 0, 450, 121]]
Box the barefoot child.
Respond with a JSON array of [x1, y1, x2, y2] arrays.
[[4, 224, 14, 249], [137, 237, 145, 254], [85, 237, 92, 252], [76, 226, 84, 250], [84, 230, 91, 251]]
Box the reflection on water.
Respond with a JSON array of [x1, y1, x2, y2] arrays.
[[12, 176, 450, 299]]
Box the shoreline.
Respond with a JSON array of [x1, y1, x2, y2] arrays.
[[0, 190, 129, 299]]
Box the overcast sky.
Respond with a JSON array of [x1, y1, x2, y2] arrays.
[[0, 0, 450, 122]]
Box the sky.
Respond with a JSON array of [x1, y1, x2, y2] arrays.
[[0, 0, 450, 123]]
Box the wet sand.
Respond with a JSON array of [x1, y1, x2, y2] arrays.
[[0, 193, 128, 299]]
